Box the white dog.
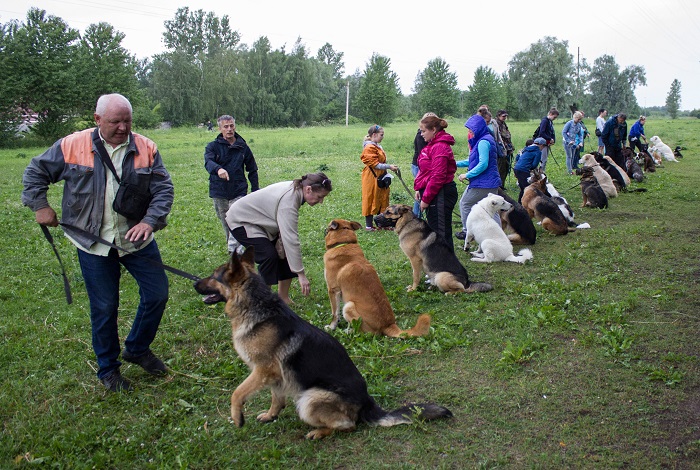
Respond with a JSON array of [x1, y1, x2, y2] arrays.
[[649, 136, 678, 162], [580, 153, 618, 198], [466, 194, 533, 264]]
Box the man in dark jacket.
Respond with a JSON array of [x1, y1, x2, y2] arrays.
[[204, 115, 259, 256], [601, 113, 628, 168], [534, 107, 559, 172], [22, 93, 174, 392]]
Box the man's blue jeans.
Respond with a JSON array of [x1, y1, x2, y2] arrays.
[[77, 240, 169, 379]]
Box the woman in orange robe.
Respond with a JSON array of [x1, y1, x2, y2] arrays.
[[360, 125, 398, 230]]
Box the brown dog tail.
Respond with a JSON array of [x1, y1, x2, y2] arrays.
[[465, 282, 493, 293], [362, 402, 453, 427], [383, 314, 431, 337]]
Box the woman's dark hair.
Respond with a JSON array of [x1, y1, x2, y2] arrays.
[[293, 172, 332, 192]]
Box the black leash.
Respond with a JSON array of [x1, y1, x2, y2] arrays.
[[394, 168, 416, 201], [40, 225, 73, 305], [39, 223, 202, 304]]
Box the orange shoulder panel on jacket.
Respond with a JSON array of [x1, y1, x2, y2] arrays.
[[132, 133, 157, 169], [60, 129, 95, 167]]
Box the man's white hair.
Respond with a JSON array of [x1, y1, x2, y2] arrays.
[[95, 93, 132, 116]]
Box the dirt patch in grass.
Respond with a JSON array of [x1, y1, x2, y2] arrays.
[[652, 388, 700, 468]]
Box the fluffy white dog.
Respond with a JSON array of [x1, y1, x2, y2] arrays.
[[649, 136, 678, 162], [466, 194, 533, 264]]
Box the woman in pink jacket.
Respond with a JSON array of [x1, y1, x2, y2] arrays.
[[414, 114, 458, 253]]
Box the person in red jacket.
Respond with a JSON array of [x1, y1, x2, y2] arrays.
[[414, 114, 458, 253]]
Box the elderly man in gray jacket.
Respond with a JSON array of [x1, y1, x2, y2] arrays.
[[22, 93, 174, 393]]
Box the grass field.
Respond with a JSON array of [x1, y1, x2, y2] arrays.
[[1, 117, 698, 468]]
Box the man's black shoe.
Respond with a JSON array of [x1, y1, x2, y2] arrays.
[[100, 369, 133, 392], [455, 230, 467, 240], [122, 349, 167, 375]]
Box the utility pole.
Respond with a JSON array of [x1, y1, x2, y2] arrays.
[[345, 80, 350, 127]]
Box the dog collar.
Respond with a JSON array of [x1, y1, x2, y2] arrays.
[[327, 242, 350, 250]]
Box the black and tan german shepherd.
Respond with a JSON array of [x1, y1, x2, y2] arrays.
[[194, 247, 452, 439], [381, 204, 493, 293]]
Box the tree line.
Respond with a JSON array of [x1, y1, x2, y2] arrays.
[[0, 7, 687, 146]]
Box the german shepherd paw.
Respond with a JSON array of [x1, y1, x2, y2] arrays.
[[406, 285, 417, 292], [305, 428, 334, 440], [256, 412, 278, 423]]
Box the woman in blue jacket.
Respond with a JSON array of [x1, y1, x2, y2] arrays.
[[454, 114, 502, 240], [628, 115, 647, 154], [513, 138, 547, 203]]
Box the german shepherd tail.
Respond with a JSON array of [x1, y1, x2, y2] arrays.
[[466, 281, 493, 293], [382, 314, 431, 337], [362, 401, 453, 427]]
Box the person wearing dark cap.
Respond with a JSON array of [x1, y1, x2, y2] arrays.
[[495, 110, 513, 188], [513, 138, 547, 203]]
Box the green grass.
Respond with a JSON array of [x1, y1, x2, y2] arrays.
[[1, 117, 699, 468]]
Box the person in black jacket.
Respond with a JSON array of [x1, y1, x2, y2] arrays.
[[534, 107, 559, 172], [204, 115, 259, 255], [601, 113, 628, 168]]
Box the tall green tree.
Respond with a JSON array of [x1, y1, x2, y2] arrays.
[[238, 36, 285, 126], [0, 22, 22, 145], [354, 53, 400, 124], [76, 22, 139, 119], [151, 50, 203, 125], [413, 57, 459, 117], [665, 79, 681, 119], [315, 43, 346, 121], [587, 55, 645, 116], [4, 8, 81, 140], [276, 39, 318, 126], [463, 66, 503, 116], [153, 7, 242, 124], [162, 7, 240, 57], [507, 36, 574, 118]]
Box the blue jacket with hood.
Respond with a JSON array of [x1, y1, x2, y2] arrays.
[[463, 115, 502, 189]]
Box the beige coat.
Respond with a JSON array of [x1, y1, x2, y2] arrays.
[[226, 181, 305, 273]]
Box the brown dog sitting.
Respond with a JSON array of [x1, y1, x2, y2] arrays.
[[521, 170, 575, 236], [576, 166, 608, 209], [323, 219, 430, 337]]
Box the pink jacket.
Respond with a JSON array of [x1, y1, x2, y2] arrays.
[[414, 130, 457, 204]]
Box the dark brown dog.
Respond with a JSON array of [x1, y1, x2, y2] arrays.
[[521, 170, 574, 235], [193, 248, 452, 439], [323, 219, 430, 337], [497, 188, 537, 245], [623, 149, 645, 182], [577, 166, 608, 209], [381, 204, 492, 294]]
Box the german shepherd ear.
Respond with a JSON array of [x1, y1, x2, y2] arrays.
[[349, 221, 361, 231], [397, 205, 412, 215], [240, 246, 256, 268], [328, 220, 340, 231]]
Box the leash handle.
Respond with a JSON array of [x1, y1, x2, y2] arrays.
[[39, 224, 73, 304]]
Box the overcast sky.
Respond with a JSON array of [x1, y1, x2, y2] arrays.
[[3, 0, 700, 111]]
